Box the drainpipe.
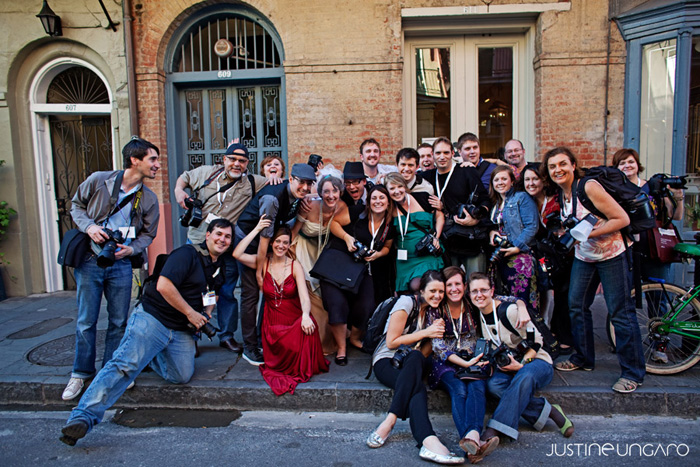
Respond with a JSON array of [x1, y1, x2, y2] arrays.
[[123, 0, 139, 136], [603, 17, 612, 166]]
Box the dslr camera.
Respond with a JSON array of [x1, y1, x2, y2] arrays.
[[187, 311, 219, 340], [457, 203, 489, 221], [647, 173, 688, 199], [489, 234, 514, 263], [352, 240, 372, 262], [391, 344, 413, 369], [179, 197, 204, 228], [96, 228, 125, 269], [415, 233, 442, 257]]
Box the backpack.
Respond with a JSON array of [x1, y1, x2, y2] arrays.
[[362, 295, 418, 355], [496, 301, 560, 360], [573, 167, 655, 236], [136, 253, 170, 302]]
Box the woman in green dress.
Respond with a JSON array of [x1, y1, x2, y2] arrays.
[[385, 173, 444, 293]]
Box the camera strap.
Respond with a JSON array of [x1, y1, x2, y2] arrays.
[[102, 171, 142, 228], [193, 246, 217, 293], [396, 200, 432, 237]]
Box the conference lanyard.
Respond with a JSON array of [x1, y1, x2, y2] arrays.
[[480, 301, 502, 346], [396, 197, 411, 242], [435, 164, 456, 200]]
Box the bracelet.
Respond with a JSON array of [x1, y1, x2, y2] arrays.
[[674, 197, 684, 201], [521, 358, 534, 365]]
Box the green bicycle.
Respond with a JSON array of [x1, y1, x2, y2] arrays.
[[607, 243, 700, 375]]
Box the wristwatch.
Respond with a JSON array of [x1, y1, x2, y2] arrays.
[[521, 358, 534, 365]]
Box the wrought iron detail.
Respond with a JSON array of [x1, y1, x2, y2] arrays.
[[189, 154, 205, 170], [209, 89, 227, 150], [247, 152, 258, 174], [238, 88, 257, 148], [187, 90, 204, 150], [174, 14, 282, 73], [213, 153, 224, 166], [262, 86, 280, 147], [47, 66, 109, 104]]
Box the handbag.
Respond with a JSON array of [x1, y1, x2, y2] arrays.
[[57, 229, 91, 268], [649, 220, 682, 263], [310, 248, 367, 294]]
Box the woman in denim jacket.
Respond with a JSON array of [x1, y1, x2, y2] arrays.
[[487, 166, 540, 311]]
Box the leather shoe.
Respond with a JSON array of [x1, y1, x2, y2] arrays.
[[60, 420, 89, 446], [219, 338, 243, 354]]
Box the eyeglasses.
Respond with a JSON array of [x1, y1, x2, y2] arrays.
[[469, 288, 491, 296], [505, 149, 523, 155], [345, 179, 364, 186], [291, 176, 315, 187], [225, 155, 249, 165]]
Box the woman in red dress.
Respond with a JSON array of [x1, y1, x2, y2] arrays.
[[233, 216, 329, 395]]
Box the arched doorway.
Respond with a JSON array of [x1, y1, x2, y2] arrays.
[[164, 5, 286, 245], [30, 58, 115, 291]]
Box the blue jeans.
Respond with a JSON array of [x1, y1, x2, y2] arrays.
[[486, 359, 553, 440], [72, 255, 133, 379], [216, 254, 240, 341], [568, 253, 646, 383], [439, 371, 486, 438], [67, 308, 195, 431]]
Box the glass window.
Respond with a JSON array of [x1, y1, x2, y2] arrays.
[[478, 47, 513, 158], [415, 48, 451, 144], [640, 39, 676, 176]]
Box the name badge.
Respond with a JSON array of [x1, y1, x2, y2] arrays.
[[118, 226, 136, 239], [202, 290, 216, 307], [205, 213, 221, 224], [397, 249, 408, 261]]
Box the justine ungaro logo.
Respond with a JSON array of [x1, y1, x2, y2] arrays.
[[546, 442, 690, 457]]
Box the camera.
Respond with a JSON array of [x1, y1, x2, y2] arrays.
[[489, 234, 513, 263], [415, 233, 442, 257], [490, 343, 515, 368], [647, 173, 688, 199], [179, 197, 204, 228], [457, 203, 489, 220], [95, 228, 125, 269], [307, 154, 323, 172], [187, 311, 219, 340], [391, 345, 413, 369], [352, 240, 372, 261]]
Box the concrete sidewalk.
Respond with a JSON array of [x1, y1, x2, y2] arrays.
[[0, 291, 698, 416]]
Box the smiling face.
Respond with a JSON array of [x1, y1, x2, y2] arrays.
[[271, 233, 291, 258], [468, 278, 494, 310], [458, 140, 481, 165], [445, 274, 465, 305], [397, 157, 418, 182], [320, 180, 340, 209], [418, 147, 435, 170], [421, 279, 445, 308], [523, 168, 544, 198], [344, 178, 366, 201], [369, 190, 389, 215], [131, 148, 161, 180], [205, 226, 233, 257], [223, 151, 248, 179], [433, 141, 454, 173], [361, 143, 381, 169], [290, 176, 314, 199], [263, 158, 284, 178], [504, 140, 525, 168], [492, 170, 513, 197], [547, 153, 576, 189], [616, 155, 639, 180], [386, 182, 407, 203]]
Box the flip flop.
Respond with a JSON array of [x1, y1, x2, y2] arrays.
[[552, 404, 574, 437]]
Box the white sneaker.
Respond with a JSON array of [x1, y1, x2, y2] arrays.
[[126, 381, 135, 390], [61, 377, 84, 401]]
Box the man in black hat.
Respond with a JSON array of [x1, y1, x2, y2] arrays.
[[174, 142, 268, 355], [341, 161, 370, 206], [234, 163, 316, 364]]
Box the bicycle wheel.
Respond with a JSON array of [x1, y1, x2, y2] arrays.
[[608, 283, 700, 375]]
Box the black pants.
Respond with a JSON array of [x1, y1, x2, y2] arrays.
[[237, 262, 260, 350], [374, 351, 435, 445], [550, 258, 574, 347], [320, 273, 375, 330]]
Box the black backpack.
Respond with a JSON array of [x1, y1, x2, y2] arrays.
[[362, 295, 418, 355], [573, 167, 655, 236], [496, 301, 560, 360], [136, 253, 170, 302]]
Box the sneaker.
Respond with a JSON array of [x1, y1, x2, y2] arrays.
[[61, 377, 85, 401], [612, 377, 641, 394], [126, 381, 135, 390], [59, 419, 89, 446], [651, 350, 668, 364], [242, 347, 264, 366]]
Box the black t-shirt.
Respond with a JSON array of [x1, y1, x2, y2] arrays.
[[142, 244, 224, 332], [423, 166, 490, 216]]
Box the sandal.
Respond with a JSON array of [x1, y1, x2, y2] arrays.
[[554, 359, 585, 372], [459, 436, 479, 455], [467, 436, 499, 464], [551, 404, 574, 437], [612, 377, 641, 394]]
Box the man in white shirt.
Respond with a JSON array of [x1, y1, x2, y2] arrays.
[[396, 147, 434, 195], [360, 138, 396, 184]]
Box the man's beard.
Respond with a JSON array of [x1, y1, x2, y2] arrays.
[[227, 170, 242, 179]]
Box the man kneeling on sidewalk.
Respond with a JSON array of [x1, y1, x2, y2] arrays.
[[60, 219, 232, 446]]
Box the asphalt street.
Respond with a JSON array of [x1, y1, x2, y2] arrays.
[[0, 410, 696, 466]]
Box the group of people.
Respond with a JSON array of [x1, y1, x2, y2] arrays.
[[57, 133, 683, 458]]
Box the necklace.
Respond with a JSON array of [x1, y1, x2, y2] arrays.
[[270, 257, 288, 308]]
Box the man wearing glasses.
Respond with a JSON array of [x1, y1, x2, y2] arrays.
[[504, 139, 527, 179], [341, 161, 370, 206], [174, 142, 267, 355], [234, 163, 317, 364]]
